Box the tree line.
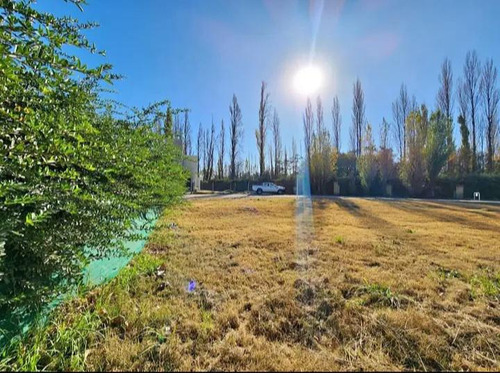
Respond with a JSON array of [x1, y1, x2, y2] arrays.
[[192, 83, 302, 183], [191, 51, 498, 196]]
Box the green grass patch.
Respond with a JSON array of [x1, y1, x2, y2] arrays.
[[355, 282, 411, 309], [0, 308, 102, 371], [469, 270, 500, 300], [113, 253, 163, 291]]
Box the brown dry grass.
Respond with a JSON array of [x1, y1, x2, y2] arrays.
[[84, 197, 500, 371]]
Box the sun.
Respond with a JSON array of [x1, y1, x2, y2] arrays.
[[293, 65, 323, 96]]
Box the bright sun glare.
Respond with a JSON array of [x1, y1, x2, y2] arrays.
[[293, 65, 323, 96]]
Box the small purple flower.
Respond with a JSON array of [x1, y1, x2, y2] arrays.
[[187, 280, 196, 293]]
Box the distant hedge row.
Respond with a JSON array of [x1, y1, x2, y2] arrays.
[[433, 175, 500, 200], [200, 175, 500, 200]]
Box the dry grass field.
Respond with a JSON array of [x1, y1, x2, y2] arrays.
[[7, 197, 500, 371]]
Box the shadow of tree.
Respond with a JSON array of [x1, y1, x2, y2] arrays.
[[388, 201, 500, 233]]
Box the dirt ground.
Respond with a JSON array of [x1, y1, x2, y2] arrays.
[[84, 197, 500, 371]]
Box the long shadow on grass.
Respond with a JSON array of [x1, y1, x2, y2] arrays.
[[425, 201, 500, 219], [388, 201, 500, 233], [331, 198, 361, 216], [316, 198, 397, 233]]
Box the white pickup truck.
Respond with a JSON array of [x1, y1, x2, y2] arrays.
[[252, 182, 285, 195]]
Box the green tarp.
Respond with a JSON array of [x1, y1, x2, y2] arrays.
[[0, 215, 157, 348]]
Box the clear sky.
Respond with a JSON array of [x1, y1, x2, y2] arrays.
[[41, 0, 500, 161]]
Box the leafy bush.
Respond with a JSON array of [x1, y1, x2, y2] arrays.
[[0, 1, 187, 309]]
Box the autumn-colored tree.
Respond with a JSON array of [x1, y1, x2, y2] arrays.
[[458, 114, 471, 174], [358, 123, 378, 193], [310, 97, 337, 194], [400, 106, 429, 195], [378, 118, 395, 187]]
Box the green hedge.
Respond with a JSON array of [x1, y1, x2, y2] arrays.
[[435, 175, 500, 200], [0, 1, 187, 310]]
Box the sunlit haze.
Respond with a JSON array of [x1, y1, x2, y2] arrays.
[[293, 65, 323, 97]]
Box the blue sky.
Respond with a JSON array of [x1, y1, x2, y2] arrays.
[[41, 0, 500, 161]]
